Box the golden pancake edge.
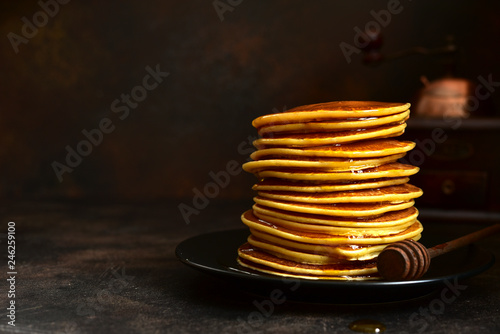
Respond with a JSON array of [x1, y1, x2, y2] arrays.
[[252, 101, 411, 128], [257, 110, 410, 135]]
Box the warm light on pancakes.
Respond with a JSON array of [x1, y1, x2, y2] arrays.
[[253, 123, 407, 148], [257, 110, 410, 135], [252, 101, 411, 127], [250, 139, 416, 160], [252, 177, 411, 192], [237, 101, 422, 280], [257, 184, 422, 203], [243, 153, 406, 172], [253, 162, 419, 181], [252, 205, 419, 228]]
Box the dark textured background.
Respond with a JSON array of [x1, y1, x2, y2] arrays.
[[1, 0, 499, 203], [1, 3, 500, 332]]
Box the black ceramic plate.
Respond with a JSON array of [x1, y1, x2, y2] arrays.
[[175, 229, 495, 304]]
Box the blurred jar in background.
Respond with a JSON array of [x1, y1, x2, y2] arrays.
[[414, 76, 496, 118]]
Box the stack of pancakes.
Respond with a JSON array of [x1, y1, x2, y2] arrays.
[[237, 101, 423, 280]]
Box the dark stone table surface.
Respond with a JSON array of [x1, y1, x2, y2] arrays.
[[0, 200, 498, 334]]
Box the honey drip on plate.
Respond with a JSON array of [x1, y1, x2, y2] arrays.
[[348, 319, 386, 333]]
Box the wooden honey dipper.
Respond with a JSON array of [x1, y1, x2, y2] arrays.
[[377, 223, 500, 281]]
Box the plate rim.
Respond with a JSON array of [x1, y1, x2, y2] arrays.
[[175, 228, 496, 288]]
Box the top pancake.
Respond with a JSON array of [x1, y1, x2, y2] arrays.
[[252, 101, 410, 128]]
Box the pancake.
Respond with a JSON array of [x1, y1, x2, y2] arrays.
[[252, 211, 415, 236], [242, 209, 423, 245], [252, 177, 410, 192], [257, 184, 423, 204], [247, 231, 421, 263], [247, 220, 423, 247], [243, 153, 405, 173], [252, 101, 410, 128], [250, 139, 415, 160], [253, 197, 415, 217], [248, 231, 404, 264], [247, 234, 384, 263], [254, 123, 407, 148], [252, 205, 419, 228], [238, 244, 379, 279], [257, 110, 410, 135], [254, 163, 419, 181]]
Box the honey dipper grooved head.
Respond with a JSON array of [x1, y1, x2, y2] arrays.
[[377, 240, 431, 281]]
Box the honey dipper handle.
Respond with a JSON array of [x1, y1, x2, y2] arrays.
[[427, 223, 500, 258]]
